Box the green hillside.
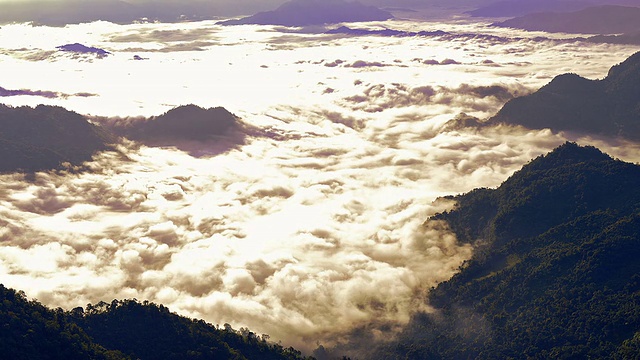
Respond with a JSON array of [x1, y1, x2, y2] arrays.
[[0, 285, 313, 360], [372, 142, 640, 359]]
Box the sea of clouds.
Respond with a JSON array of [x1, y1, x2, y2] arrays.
[[0, 18, 639, 350]]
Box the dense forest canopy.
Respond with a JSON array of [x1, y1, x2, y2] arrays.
[[370, 143, 640, 359], [0, 284, 314, 360]]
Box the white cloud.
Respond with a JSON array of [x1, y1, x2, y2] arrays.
[[0, 17, 639, 352]]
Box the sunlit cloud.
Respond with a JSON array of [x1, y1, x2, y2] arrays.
[[0, 16, 639, 353]]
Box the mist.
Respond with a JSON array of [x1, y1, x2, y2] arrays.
[[1, 13, 639, 352]]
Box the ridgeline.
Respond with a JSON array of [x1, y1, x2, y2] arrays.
[[371, 142, 640, 359]]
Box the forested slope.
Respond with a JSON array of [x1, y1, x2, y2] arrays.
[[372, 142, 640, 359], [0, 285, 313, 360]]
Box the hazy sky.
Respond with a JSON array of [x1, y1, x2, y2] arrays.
[[2, 0, 636, 27], [0, 0, 490, 17], [6, 0, 636, 25]]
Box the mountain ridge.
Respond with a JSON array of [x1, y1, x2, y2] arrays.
[[0, 284, 314, 360], [218, 0, 393, 27], [0, 103, 247, 173], [486, 51, 640, 140], [370, 142, 640, 359], [495, 5, 640, 34], [467, 0, 592, 18], [0, 104, 116, 173], [104, 104, 240, 142]]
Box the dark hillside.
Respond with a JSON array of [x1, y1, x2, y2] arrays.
[[495, 5, 640, 34], [488, 52, 640, 140], [78, 299, 313, 360], [467, 0, 591, 18], [0, 285, 313, 360], [0, 104, 115, 173], [107, 105, 239, 142], [372, 143, 640, 359], [0, 284, 129, 360]]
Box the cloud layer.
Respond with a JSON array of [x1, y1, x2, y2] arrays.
[[0, 18, 639, 351]]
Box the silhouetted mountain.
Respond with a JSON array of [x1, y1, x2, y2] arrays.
[[0, 104, 115, 173], [218, 0, 393, 27], [57, 43, 111, 57], [327, 24, 640, 46], [0, 86, 58, 98], [487, 51, 640, 140], [0, 284, 313, 360], [467, 0, 591, 18], [588, 30, 640, 45], [0, 284, 129, 360], [106, 105, 239, 142], [326, 25, 447, 37], [100, 105, 244, 156], [372, 142, 640, 359], [495, 5, 640, 34], [440, 112, 486, 132], [325, 25, 533, 45], [78, 299, 313, 360]]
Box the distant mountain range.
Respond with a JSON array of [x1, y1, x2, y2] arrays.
[[327, 24, 640, 45], [486, 51, 640, 140], [467, 0, 592, 17], [495, 5, 640, 34], [326, 25, 448, 37], [0, 104, 243, 173], [587, 31, 640, 45], [0, 104, 115, 173], [467, 0, 640, 18], [371, 142, 640, 359], [218, 0, 393, 27], [104, 105, 240, 143]]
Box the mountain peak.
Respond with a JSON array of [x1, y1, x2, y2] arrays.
[[106, 105, 239, 143], [608, 51, 640, 75], [149, 105, 238, 139], [606, 50, 640, 89], [431, 143, 634, 246], [0, 104, 115, 173], [539, 72, 596, 93], [383, 142, 640, 359], [488, 51, 640, 139], [523, 142, 612, 171]]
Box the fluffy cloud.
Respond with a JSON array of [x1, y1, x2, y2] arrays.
[[341, 82, 531, 114], [0, 16, 639, 353], [110, 28, 221, 43], [0, 111, 576, 350]]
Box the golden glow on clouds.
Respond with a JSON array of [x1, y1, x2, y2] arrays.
[[0, 18, 639, 350]]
